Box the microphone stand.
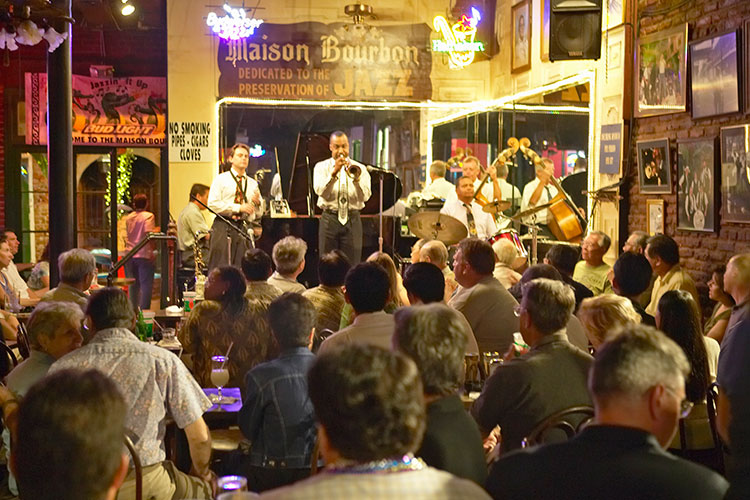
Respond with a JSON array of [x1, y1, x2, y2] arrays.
[[367, 165, 390, 253], [190, 195, 256, 257]]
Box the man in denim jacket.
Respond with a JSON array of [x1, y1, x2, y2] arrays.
[[239, 292, 317, 492]]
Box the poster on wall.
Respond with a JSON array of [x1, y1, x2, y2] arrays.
[[677, 138, 717, 232], [24, 73, 167, 147], [720, 125, 750, 223], [599, 123, 622, 174], [217, 22, 432, 100], [634, 24, 688, 118]]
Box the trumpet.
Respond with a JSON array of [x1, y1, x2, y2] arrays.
[[337, 152, 362, 180]]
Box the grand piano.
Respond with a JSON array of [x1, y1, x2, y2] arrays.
[[255, 132, 403, 287]]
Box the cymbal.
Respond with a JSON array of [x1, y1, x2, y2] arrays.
[[408, 212, 468, 245], [507, 202, 552, 222], [482, 200, 512, 214]]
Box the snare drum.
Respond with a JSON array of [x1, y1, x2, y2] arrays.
[[488, 229, 528, 269]]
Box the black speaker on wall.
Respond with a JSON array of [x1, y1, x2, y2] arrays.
[[549, 0, 603, 61]]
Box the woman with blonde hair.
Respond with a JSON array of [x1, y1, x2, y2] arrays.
[[577, 294, 641, 350]]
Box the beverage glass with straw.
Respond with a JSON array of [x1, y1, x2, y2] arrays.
[[210, 355, 230, 405]]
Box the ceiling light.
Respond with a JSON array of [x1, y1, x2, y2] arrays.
[[121, 1, 135, 16]]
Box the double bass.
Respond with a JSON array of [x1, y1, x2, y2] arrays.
[[472, 138, 520, 214], [519, 138, 586, 243]]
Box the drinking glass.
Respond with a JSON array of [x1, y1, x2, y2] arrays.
[[217, 475, 248, 493], [211, 355, 230, 405]]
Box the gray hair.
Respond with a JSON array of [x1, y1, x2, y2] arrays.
[[58, 248, 96, 284], [26, 302, 83, 349], [628, 231, 649, 252], [537, 157, 554, 172], [522, 278, 575, 334], [429, 161, 447, 178], [420, 240, 449, 268], [589, 324, 690, 405], [272, 236, 307, 275], [492, 239, 518, 267], [589, 231, 612, 253], [393, 304, 468, 396], [578, 295, 641, 347]]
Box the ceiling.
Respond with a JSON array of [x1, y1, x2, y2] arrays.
[[71, 0, 165, 30]]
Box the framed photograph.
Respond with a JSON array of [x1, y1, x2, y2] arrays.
[[744, 20, 750, 114], [720, 125, 750, 223], [511, 0, 531, 73], [540, 0, 550, 62], [637, 138, 672, 194], [677, 138, 717, 232], [635, 23, 688, 117], [647, 199, 665, 235], [689, 30, 741, 119], [606, 0, 624, 30]]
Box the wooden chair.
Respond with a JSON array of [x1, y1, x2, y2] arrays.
[[312, 329, 335, 353], [521, 405, 595, 448], [16, 323, 30, 360], [123, 435, 143, 500], [0, 342, 18, 379]]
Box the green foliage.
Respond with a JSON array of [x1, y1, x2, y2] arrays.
[[105, 150, 134, 217]]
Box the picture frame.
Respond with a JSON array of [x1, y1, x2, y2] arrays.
[[647, 199, 665, 235], [720, 125, 750, 223], [540, 0, 550, 62], [635, 23, 688, 117], [637, 138, 672, 194], [689, 30, 741, 119], [511, 0, 531, 73], [677, 138, 717, 232], [744, 20, 750, 114], [606, 0, 624, 31]]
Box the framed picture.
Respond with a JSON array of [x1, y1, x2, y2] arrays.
[[606, 0, 624, 30], [744, 20, 750, 114], [647, 199, 665, 235], [689, 30, 741, 119], [637, 138, 672, 194], [540, 0, 550, 62], [720, 125, 750, 223], [635, 23, 688, 117], [677, 138, 717, 232], [511, 0, 531, 73]]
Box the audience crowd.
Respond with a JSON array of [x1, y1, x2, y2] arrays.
[[0, 225, 747, 500]]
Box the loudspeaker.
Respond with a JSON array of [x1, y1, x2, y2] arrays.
[[549, 0, 602, 61]]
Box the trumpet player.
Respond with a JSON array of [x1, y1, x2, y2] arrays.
[[313, 130, 372, 264]]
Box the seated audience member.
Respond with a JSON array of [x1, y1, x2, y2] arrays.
[[486, 325, 729, 499], [319, 263, 395, 353], [577, 294, 641, 350], [717, 253, 750, 498], [9, 369, 129, 500], [611, 251, 655, 325], [509, 265, 589, 351], [420, 239, 458, 300], [0, 229, 42, 305], [3, 302, 85, 495], [303, 250, 351, 336], [268, 236, 307, 294], [572, 231, 613, 296], [491, 239, 522, 289], [657, 290, 717, 453], [645, 234, 699, 316], [393, 304, 487, 485], [180, 266, 277, 392], [239, 293, 318, 492], [472, 278, 593, 454], [403, 263, 478, 354], [26, 242, 50, 292], [410, 238, 427, 264], [704, 265, 734, 343], [41, 248, 97, 313], [259, 345, 490, 499], [0, 310, 19, 342], [544, 244, 592, 311], [51, 287, 214, 499], [242, 248, 283, 302], [622, 230, 655, 307], [448, 238, 519, 353]]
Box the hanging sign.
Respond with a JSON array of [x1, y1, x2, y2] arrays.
[[206, 4, 264, 40], [432, 7, 484, 69], [599, 123, 622, 175]]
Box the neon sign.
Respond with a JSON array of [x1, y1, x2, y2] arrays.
[[206, 4, 264, 40], [432, 7, 484, 69], [249, 144, 266, 157]]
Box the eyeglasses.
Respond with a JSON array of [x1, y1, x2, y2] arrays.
[[663, 385, 694, 419]]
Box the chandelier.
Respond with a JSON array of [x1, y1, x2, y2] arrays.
[[0, 0, 74, 61]]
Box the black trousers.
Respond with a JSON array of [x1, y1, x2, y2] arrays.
[[207, 217, 252, 271], [319, 210, 362, 264]]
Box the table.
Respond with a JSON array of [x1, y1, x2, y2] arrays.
[[203, 387, 243, 429]]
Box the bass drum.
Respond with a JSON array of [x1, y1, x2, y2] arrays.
[[488, 229, 528, 270]]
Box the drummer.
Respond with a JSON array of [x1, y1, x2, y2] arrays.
[[441, 176, 498, 240], [446, 156, 503, 206], [520, 157, 559, 238]]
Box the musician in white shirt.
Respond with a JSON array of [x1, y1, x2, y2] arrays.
[[493, 159, 522, 230], [313, 131, 372, 264], [206, 143, 264, 269], [441, 176, 498, 240], [520, 157, 558, 238], [421, 160, 454, 201], [446, 156, 502, 206]]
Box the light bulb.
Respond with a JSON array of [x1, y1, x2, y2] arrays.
[[121, 3, 135, 15]]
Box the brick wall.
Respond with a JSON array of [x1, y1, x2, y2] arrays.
[[627, 0, 750, 287]]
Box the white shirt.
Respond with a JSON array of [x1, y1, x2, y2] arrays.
[[440, 198, 498, 240], [207, 168, 263, 220], [422, 177, 455, 201], [2, 262, 30, 299], [521, 177, 559, 226], [313, 157, 372, 211]]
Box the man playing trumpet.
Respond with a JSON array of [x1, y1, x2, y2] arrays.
[[313, 131, 372, 264]]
